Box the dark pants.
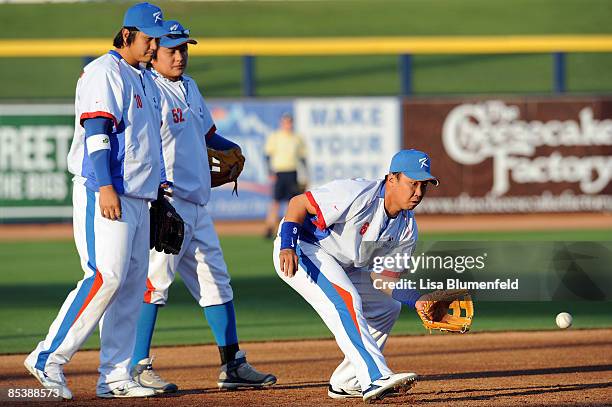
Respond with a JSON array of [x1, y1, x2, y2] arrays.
[[274, 171, 299, 201]]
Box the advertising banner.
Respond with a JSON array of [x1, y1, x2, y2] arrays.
[[295, 97, 401, 187], [0, 105, 74, 221], [206, 100, 292, 219], [404, 98, 612, 213]]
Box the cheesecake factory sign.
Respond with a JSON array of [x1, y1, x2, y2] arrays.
[[403, 98, 612, 213]]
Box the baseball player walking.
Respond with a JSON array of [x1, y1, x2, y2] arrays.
[[274, 149, 438, 402], [24, 3, 170, 399], [129, 20, 276, 393]]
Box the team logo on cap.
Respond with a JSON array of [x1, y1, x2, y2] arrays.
[[419, 157, 429, 168], [153, 11, 162, 23], [170, 24, 179, 31]]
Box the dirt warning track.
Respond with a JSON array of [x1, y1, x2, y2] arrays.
[[1, 329, 611, 406]]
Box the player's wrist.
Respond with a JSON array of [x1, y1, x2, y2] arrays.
[[280, 221, 301, 251], [99, 184, 115, 192], [392, 287, 421, 309]]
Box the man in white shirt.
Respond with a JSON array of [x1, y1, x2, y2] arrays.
[[130, 20, 276, 394], [25, 2, 170, 399], [274, 149, 439, 402]]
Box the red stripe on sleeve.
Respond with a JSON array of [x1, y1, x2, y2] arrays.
[[305, 191, 326, 230], [144, 278, 155, 303], [331, 283, 361, 335], [80, 111, 118, 128], [381, 269, 402, 278], [205, 124, 217, 140]]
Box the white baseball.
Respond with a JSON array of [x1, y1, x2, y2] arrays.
[[556, 312, 573, 329]]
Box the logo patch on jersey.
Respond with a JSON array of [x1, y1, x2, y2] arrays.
[[360, 222, 370, 236], [134, 94, 143, 109]]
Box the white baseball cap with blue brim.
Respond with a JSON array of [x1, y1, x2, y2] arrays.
[[159, 20, 198, 48], [389, 149, 439, 186], [123, 2, 169, 38]]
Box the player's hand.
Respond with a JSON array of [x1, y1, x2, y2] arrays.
[[99, 185, 122, 220], [279, 248, 299, 277]]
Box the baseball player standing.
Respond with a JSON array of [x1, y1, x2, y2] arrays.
[[129, 20, 276, 393], [24, 3, 170, 399], [273, 149, 439, 402]]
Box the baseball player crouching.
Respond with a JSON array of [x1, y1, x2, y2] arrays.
[[24, 3, 171, 399], [274, 150, 441, 402], [129, 20, 277, 393]]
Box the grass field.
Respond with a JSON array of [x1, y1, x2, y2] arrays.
[[1, 229, 610, 355], [1, 0, 612, 99]]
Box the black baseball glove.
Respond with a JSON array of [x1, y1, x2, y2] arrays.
[[150, 189, 185, 255]]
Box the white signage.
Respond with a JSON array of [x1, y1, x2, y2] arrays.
[[295, 98, 401, 187]]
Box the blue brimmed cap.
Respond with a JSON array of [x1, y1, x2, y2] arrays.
[[123, 2, 169, 38], [389, 149, 439, 186], [159, 20, 197, 48]]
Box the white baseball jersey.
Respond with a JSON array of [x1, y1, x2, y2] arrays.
[[152, 71, 215, 205], [142, 72, 233, 309], [273, 178, 419, 391], [28, 50, 163, 394], [301, 178, 418, 270], [67, 50, 163, 200]]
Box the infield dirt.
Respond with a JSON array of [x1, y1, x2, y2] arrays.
[[1, 329, 611, 406]]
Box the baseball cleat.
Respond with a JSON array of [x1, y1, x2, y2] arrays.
[[24, 360, 73, 400], [96, 380, 156, 398], [131, 357, 178, 394], [362, 372, 417, 403], [327, 384, 362, 399], [218, 350, 277, 389]]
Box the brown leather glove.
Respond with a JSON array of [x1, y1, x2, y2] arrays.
[[208, 147, 245, 194], [416, 289, 474, 333]]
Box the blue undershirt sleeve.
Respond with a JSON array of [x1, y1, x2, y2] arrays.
[[83, 117, 113, 187], [207, 132, 239, 150]]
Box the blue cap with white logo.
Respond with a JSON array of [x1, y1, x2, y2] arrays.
[[159, 20, 198, 48], [389, 149, 439, 186], [123, 2, 169, 38]]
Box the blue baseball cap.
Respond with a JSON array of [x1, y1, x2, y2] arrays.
[[389, 149, 439, 186], [159, 20, 197, 48], [123, 2, 169, 38]]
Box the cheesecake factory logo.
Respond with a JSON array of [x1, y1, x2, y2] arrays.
[[442, 101, 612, 196]]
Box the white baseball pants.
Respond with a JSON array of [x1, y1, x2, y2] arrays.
[[26, 181, 151, 393], [273, 239, 400, 391]]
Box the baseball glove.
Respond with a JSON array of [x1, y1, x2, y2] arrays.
[[416, 289, 474, 333], [150, 189, 185, 255], [208, 147, 245, 194]]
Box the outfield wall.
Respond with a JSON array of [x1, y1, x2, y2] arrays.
[[0, 96, 610, 222]]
